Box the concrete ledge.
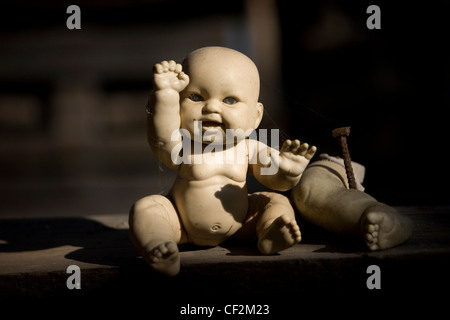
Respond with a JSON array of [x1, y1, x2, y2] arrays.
[[1, 207, 449, 313]]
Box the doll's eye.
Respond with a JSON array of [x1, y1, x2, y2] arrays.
[[223, 97, 237, 105], [189, 93, 204, 102]]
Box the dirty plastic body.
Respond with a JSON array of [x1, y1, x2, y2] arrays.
[[129, 47, 412, 276]]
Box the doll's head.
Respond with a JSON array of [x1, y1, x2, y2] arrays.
[[180, 46, 264, 144]]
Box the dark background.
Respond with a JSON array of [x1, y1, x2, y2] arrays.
[[0, 0, 448, 219], [278, 1, 449, 206]]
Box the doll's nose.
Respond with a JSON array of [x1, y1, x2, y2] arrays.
[[202, 99, 222, 114]]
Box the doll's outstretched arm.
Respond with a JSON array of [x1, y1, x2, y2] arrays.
[[147, 60, 189, 170], [249, 139, 316, 191]]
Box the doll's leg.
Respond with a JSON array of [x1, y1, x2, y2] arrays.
[[291, 159, 413, 250], [237, 192, 301, 254], [129, 195, 187, 276]]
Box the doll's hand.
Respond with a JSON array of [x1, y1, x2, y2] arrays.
[[279, 139, 316, 177], [153, 60, 189, 92]]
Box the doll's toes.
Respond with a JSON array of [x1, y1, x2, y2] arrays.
[[154, 63, 163, 74]]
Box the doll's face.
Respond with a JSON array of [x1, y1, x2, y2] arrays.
[[179, 47, 263, 144]]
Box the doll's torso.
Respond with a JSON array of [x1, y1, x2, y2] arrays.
[[170, 141, 249, 246]]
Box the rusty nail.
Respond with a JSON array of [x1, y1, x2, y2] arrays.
[[332, 126, 357, 189]]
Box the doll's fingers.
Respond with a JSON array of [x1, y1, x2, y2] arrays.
[[168, 60, 177, 71], [175, 63, 182, 73], [281, 139, 292, 152], [297, 143, 309, 155], [178, 71, 189, 83], [305, 145, 317, 160], [290, 139, 301, 153], [161, 60, 169, 72]]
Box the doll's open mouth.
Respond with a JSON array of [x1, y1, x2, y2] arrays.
[[201, 121, 225, 131]]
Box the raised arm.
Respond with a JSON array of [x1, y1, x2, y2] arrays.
[[146, 60, 189, 170]]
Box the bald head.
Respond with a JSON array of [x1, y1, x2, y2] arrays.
[[182, 46, 261, 101]]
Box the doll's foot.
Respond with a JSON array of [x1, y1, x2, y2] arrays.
[[258, 214, 301, 255], [361, 203, 413, 251], [145, 241, 180, 276]]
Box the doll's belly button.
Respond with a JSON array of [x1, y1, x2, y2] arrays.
[[211, 224, 221, 232]]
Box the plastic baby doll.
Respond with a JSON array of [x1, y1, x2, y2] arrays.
[[130, 46, 413, 276], [129, 46, 316, 276]]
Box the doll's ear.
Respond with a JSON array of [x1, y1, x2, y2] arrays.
[[254, 102, 264, 129]]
